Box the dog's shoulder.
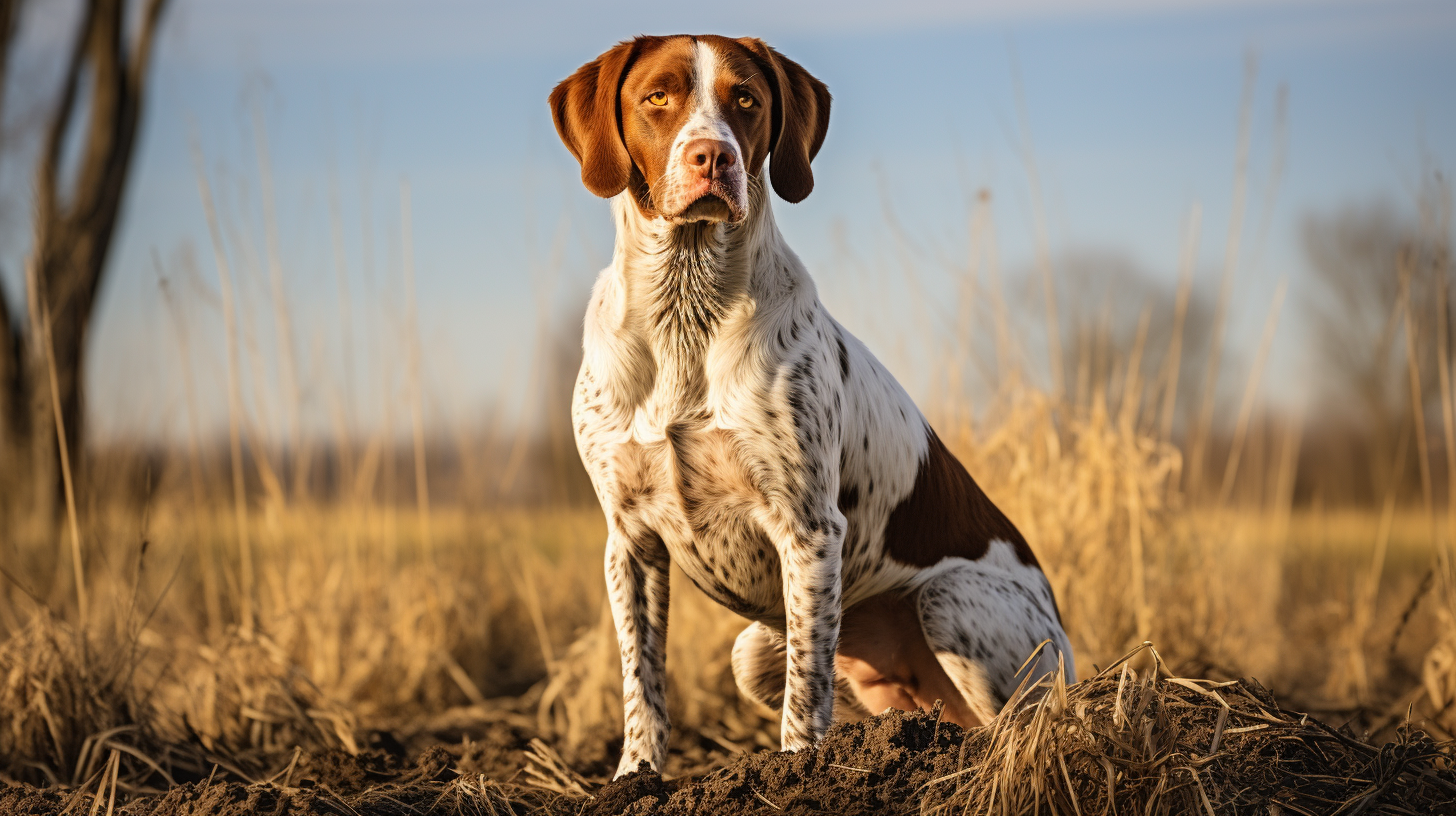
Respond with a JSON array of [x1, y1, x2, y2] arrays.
[[578, 265, 656, 418]]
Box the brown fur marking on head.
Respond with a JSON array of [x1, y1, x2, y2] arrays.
[[735, 37, 832, 203], [883, 429, 1039, 568], [549, 38, 652, 198]]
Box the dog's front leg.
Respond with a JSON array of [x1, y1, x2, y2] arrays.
[[777, 509, 846, 751], [605, 528, 671, 777]]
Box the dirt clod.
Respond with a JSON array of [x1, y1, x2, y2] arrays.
[[582, 767, 672, 816]]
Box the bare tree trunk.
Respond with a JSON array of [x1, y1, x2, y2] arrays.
[[0, 0, 27, 502], [0, 0, 169, 520], [0, 273, 26, 473]]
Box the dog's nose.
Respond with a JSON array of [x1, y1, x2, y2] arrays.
[[682, 139, 735, 180]]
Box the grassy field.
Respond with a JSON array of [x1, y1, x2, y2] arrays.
[[1, 132, 1453, 810], [2, 395, 1452, 795]]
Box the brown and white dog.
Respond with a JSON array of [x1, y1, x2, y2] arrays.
[[551, 35, 1073, 777]]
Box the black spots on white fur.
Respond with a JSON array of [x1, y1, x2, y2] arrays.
[[694, 576, 759, 618], [836, 334, 850, 381], [786, 361, 809, 416], [789, 358, 811, 385]]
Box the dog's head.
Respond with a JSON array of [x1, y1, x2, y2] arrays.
[[550, 36, 831, 225]]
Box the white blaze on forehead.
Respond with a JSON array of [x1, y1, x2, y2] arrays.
[[692, 40, 720, 118], [679, 39, 736, 150]]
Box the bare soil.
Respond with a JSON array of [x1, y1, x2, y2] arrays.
[[3, 679, 1454, 815], [0, 711, 966, 815]]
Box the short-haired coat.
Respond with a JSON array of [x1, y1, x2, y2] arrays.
[[550, 34, 1073, 777]]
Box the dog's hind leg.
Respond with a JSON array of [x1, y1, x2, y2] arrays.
[[913, 551, 1075, 726], [732, 622, 787, 711], [732, 622, 867, 721]]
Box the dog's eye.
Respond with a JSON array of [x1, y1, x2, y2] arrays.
[[647, 91, 668, 107], [737, 94, 755, 109]]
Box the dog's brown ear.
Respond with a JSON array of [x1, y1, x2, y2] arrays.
[[737, 38, 831, 204], [550, 39, 642, 198]]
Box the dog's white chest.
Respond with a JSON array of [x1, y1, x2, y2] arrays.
[[598, 407, 788, 621]]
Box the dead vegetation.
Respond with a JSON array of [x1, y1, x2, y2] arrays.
[[2, 644, 1452, 815], [938, 645, 1456, 815], [1, 50, 1454, 813]]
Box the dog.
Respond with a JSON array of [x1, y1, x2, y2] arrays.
[[550, 34, 1074, 778]]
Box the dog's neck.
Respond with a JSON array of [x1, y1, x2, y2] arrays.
[[610, 177, 806, 357]]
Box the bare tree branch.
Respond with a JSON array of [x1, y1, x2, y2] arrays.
[[129, 0, 167, 89], [33, 0, 95, 223], [0, 1, 23, 458], [0, 268, 23, 451], [0, 0, 19, 134]]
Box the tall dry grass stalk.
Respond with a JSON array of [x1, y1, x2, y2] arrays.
[[1216, 276, 1286, 506], [27, 253, 88, 632], [1187, 51, 1258, 499], [1158, 203, 1200, 448], [401, 181, 433, 556], [192, 135, 255, 640], [252, 101, 310, 503]]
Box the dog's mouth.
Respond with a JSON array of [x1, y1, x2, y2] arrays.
[[667, 183, 745, 225]]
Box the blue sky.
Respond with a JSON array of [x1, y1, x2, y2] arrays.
[[16, 0, 1450, 441]]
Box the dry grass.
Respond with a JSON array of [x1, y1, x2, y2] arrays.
[[935, 643, 1456, 815], [0, 619, 140, 787], [1, 104, 1454, 812], [1, 397, 1448, 794]]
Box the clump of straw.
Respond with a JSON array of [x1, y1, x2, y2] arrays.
[[936, 642, 1456, 815], [0, 617, 141, 787], [155, 631, 360, 764]]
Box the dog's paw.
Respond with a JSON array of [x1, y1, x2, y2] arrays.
[[613, 755, 656, 780]]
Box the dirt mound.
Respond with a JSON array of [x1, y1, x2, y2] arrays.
[[577, 681, 1456, 815], [4, 649, 1455, 815], [574, 645, 1456, 815], [583, 710, 964, 816]]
